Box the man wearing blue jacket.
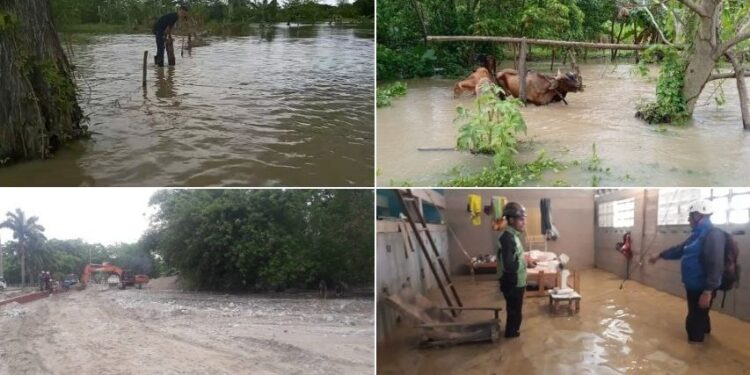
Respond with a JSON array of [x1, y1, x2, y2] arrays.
[[649, 199, 725, 343]]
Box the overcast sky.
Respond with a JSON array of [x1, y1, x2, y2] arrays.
[[0, 188, 161, 246]]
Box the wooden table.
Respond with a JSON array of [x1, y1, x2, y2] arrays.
[[548, 290, 581, 314]]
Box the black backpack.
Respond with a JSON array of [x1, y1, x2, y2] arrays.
[[717, 230, 741, 308]]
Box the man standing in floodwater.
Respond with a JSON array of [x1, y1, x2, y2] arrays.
[[153, 5, 189, 67], [497, 202, 530, 338], [649, 199, 725, 343]]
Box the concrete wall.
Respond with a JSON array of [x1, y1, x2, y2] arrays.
[[376, 220, 449, 342], [443, 189, 596, 274], [594, 189, 750, 322]]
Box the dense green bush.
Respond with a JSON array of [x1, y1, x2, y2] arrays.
[[148, 190, 373, 291], [376, 81, 407, 107]]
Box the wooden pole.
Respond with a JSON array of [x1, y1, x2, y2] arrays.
[[519, 38, 528, 104], [142, 50, 148, 88], [726, 52, 750, 130], [166, 37, 176, 66], [427, 35, 655, 50], [708, 71, 750, 81], [550, 48, 555, 71]]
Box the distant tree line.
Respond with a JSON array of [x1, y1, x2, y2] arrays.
[[1, 209, 162, 287], [51, 0, 374, 29]]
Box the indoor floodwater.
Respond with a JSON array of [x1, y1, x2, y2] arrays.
[[377, 62, 750, 187], [377, 269, 750, 374], [0, 25, 373, 186]]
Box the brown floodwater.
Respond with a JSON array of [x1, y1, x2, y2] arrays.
[[377, 269, 750, 374], [377, 62, 750, 186], [0, 25, 373, 186]]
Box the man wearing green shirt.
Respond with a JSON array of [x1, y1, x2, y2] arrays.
[[497, 202, 528, 338]]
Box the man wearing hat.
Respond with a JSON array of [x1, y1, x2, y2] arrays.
[[649, 199, 725, 343], [497, 202, 529, 338]]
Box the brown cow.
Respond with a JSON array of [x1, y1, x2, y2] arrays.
[[453, 67, 493, 98], [495, 68, 583, 106]]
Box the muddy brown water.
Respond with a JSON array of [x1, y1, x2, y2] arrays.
[[377, 269, 750, 374], [377, 62, 750, 187], [0, 25, 373, 186]]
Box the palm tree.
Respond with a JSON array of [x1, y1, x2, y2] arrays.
[[0, 209, 46, 288]]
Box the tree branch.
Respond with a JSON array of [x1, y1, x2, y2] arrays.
[[720, 29, 750, 55], [675, 0, 709, 18], [640, 5, 674, 46]]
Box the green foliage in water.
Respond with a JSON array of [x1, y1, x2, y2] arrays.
[[376, 81, 407, 108], [455, 90, 526, 157], [149, 190, 374, 291], [446, 90, 562, 186], [584, 143, 610, 187], [635, 45, 688, 124]]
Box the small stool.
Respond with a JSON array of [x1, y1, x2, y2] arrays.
[[548, 291, 581, 314]]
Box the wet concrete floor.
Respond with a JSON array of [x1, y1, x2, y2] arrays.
[[377, 269, 750, 374]]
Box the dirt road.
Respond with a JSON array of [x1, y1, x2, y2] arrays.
[[0, 282, 373, 375]]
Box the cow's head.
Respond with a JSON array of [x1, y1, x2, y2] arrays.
[[555, 69, 584, 92]]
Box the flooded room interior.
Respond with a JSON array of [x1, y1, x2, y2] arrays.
[[376, 189, 750, 374]]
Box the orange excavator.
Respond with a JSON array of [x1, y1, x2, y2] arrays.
[[79, 263, 150, 290]]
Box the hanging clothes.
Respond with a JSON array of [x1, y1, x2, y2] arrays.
[[468, 194, 482, 226], [540, 198, 560, 240]]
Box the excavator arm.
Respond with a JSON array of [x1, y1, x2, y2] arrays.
[[80, 264, 124, 289]]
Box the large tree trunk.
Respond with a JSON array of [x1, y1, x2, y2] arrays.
[[681, 1, 721, 115], [0, 0, 84, 163]]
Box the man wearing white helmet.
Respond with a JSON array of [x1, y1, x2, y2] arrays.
[[649, 199, 725, 343]]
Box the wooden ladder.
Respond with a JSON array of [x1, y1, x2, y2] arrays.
[[394, 189, 463, 317]]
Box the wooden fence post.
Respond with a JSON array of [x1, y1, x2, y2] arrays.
[[166, 37, 176, 66], [142, 50, 148, 88], [518, 38, 528, 104]]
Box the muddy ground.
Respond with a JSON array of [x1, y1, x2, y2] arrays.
[[0, 278, 373, 375]]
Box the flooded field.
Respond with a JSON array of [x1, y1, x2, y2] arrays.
[[0, 25, 373, 186], [377, 269, 750, 374], [377, 62, 750, 186]]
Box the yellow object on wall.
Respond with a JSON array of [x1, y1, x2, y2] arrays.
[[468, 194, 482, 226]]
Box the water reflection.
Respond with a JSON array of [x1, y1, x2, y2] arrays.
[[155, 66, 176, 99]]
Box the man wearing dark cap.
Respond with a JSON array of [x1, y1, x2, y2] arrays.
[[497, 202, 528, 338], [153, 5, 189, 66]]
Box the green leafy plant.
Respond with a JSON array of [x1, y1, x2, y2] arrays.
[[635, 45, 688, 124], [376, 81, 407, 108], [455, 89, 526, 157], [446, 89, 562, 186]]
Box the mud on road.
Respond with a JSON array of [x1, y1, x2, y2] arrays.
[[0, 283, 373, 375]]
